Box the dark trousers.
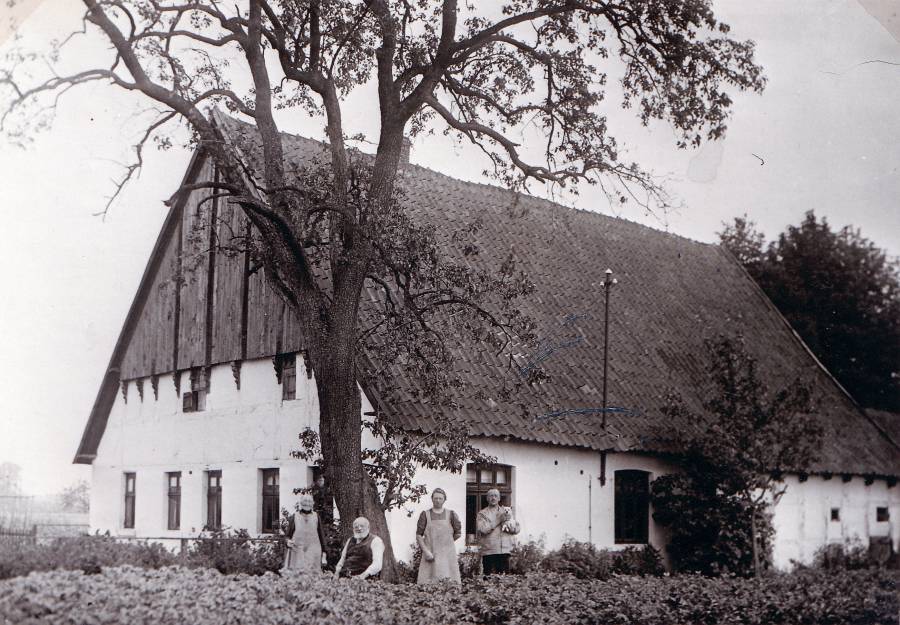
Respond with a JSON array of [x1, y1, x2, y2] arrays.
[[482, 553, 510, 576]]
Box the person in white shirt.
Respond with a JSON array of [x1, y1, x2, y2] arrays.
[[333, 517, 384, 579]]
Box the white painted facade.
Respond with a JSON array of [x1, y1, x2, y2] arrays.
[[89, 355, 898, 567], [771, 474, 900, 568]]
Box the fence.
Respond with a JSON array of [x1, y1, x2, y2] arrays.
[[0, 524, 37, 547]]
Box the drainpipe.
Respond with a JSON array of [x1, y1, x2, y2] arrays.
[[588, 473, 592, 544]]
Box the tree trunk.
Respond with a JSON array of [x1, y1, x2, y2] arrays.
[[314, 341, 399, 582], [750, 509, 760, 578]]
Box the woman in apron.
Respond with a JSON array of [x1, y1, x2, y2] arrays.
[[416, 487, 462, 584], [282, 494, 327, 573]]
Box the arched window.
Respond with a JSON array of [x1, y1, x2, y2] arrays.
[[614, 470, 649, 544]]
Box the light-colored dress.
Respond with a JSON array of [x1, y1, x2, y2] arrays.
[[282, 511, 322, 573], [417, 509, 461, 584]]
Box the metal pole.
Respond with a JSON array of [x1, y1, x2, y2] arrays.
[[601, 270, 612, 431]]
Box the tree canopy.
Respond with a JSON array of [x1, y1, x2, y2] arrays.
[[720, 212, 900, 412]]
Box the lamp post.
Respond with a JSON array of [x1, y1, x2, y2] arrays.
[[601, 268, 617, 431]]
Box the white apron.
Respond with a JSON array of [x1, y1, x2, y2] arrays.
[[417, 509, 461, 584], [282, 511, 322, 573]]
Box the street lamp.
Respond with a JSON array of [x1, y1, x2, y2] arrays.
[[601, 268, 617, 431]]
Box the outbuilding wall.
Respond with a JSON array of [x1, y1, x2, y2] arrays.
[[771, 474, 900, 568]]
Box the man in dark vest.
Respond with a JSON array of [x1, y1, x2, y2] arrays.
[[333, 517, 384, 579]]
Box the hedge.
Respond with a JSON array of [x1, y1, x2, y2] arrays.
[[0, 565, 896, 625]]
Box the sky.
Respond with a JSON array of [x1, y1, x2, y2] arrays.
[[0, 1, 898, 495]]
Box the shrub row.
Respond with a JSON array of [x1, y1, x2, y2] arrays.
[[0, 532, 284, 580], [0, 565, 896, 625]]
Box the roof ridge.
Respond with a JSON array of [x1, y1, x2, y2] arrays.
[[218, 112, 717, 251]]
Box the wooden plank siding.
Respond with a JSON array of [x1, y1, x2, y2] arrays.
[[119, 217, 180, 379], [118, 154, 306, 382], [175, 158, 215, 370], [209, 198, 247, 364]]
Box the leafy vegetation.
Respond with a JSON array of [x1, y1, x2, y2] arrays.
[[720, 211, 900, 411], [0, 565, 895, 625], [651, 335, 823, 577]]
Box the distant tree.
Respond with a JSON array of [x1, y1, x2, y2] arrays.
[[719, 212, 900, 411], [60, 480, 90, 513], [718, 214, 764, 272], [651, 335, 823, 577], [0, 462, 23, 496]]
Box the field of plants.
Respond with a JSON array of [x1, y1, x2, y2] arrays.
[[0, 536, 896, 625]]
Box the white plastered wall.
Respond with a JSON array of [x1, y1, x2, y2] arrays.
[[384, 441, 679, 563], [90, 355, 373, 539], [770, 474, 900, 568]]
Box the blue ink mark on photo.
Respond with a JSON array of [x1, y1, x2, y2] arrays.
[[562, 312, 590, 326], [533, 406, 637, 423], [518, 313, 589, 378]]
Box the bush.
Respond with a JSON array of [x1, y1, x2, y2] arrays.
[[0, 535, 178, 580], [187, 529, 284, 575], [508, 537, 544, 575], [458, 548, 482, 579], [540, 538, 613, 579], [805, 538, 900, 571], [611, 545, 665, 576], [0, 565, 895, 625], [651, 472, 772, 576]]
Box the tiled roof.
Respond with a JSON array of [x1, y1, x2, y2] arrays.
[[218, 113, 900, 477]]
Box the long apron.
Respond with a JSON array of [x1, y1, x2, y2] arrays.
[[282, 512, 322, 573], [417, 509, 461, 584]]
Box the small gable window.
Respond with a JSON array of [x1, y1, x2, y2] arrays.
[[877, 507, 890, 523], [282, 354, 297, 401], [183, 368, 208, 412], [615, 470, 650, 544], [830, 508, 840, 522]]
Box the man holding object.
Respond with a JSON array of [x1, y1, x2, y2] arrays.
[[476, 488, 520, 575]]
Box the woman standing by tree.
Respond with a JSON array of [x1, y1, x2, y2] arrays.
[[282, 494, 327, 574], [416, 488, 461, 584]]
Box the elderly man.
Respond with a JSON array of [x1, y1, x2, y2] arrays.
[[476, 488, 520, 575], [333, 517, 385, 580]]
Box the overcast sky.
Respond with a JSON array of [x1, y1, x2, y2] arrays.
[[1, 1, 898, 495]]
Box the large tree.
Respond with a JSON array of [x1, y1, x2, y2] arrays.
[[720, 212, 900, 412], [2, 1, 764, 579]]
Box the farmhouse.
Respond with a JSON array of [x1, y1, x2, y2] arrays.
[[75, 113, 900, 568]]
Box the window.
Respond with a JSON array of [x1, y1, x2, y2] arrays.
[[183, 368, 208, 412], [206, 470, 222, 530], [877, 507, 890, 522], [831, 507, 840, 522], [282, 354, 297, 400], [261, 469, 280, 533], [615, 470, 650, 544], [167, 472, 181, 530], [465, 463, 513, 542], [124, 472, 136, 529]]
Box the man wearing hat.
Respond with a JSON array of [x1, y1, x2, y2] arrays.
[[476, 488, 520, 575]]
